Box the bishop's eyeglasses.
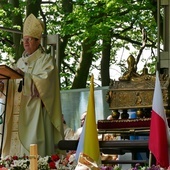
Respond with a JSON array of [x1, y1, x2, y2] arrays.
[[21, 37, 38, 43]]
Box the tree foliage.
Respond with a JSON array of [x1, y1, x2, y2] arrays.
[[0, 0, 160, 89]]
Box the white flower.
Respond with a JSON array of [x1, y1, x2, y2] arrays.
[[38, 156, 49, 170], [11, 159, 29, 170], [68, 153, 75, 163]]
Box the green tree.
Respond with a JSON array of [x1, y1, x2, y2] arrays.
[[0, 0, 160, 89]]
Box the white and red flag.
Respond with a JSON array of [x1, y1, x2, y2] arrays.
[[149, 71, 170, 168]]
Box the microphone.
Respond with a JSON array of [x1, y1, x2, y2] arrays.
[[18, 79, 24, 92]]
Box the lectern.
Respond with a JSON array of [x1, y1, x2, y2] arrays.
[[0, 65, 22, 157]]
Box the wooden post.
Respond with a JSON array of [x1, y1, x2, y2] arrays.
[[30, 144, 38, 170]]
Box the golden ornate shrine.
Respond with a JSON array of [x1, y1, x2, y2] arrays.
[[106, 55, 170, 118]]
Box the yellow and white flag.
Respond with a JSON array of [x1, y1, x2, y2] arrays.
[[75, 75, 101, 165]]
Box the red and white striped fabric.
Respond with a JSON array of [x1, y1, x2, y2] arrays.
[[149, 71, 170, 168]]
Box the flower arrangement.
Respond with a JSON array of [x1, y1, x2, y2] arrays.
[[0, 153, 163, 170], [0, 152, 77, 170], [100, 164, 162, 170]]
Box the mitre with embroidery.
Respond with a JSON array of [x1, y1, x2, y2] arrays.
[[23, 13, 44, 39]]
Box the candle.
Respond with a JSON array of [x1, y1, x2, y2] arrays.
[[30, 144, 38, 170]]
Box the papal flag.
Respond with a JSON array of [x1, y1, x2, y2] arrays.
[[75, 74, 101, 165]]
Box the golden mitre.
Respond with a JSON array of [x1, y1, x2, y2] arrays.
[[23, 13, 44, 39]]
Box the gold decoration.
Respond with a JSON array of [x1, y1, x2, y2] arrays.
[[107, 57, 169, 110]]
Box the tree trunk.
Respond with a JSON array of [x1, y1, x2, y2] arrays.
[[26, 0, 41, 17], [71, 38, 96, 89], [9, 0, 23, 61], [58, 0, 73, 72], [101, 36, 111, 86]]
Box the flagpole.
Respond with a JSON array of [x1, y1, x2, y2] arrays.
[[157, 0, 160, 72], [149, 151, 152, 167]]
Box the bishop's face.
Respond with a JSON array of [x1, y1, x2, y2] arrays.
[[22, 36, 40, 55]]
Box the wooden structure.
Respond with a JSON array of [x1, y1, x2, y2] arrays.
[[0, 65, 22, 156], [30, 144, 38, 170], [58, 140, 149, 164]]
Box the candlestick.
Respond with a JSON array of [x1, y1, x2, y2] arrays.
[[30, 144, 38, 170]]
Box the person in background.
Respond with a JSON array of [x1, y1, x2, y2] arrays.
[[62, 114, 75, 140], [2, 13, 64, 157], [74, 111, 102, 140], [73, 111, 87, 140]]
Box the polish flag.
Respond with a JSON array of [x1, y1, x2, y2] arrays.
[[149, 71, 170, 168]]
